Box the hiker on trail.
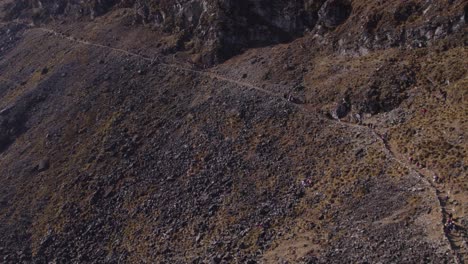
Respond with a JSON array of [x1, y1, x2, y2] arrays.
[[355, 113, 362, 124], [380, 132, 389, 142], [439, 89, 447, 101], [445, 221, 455, 232], [301, 178, 313, 188], [445, 214, 456, 232], [443, 195, 449, 203]]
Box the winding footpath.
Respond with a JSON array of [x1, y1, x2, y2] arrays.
[[342, 122, 465, 263], [18, 22, 285, 101], [0, 21, 465, 263]]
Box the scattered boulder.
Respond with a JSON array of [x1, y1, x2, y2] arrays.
[[37, 159, 50, 172], [335, 97, 351, 119], [335, 102, 350, 118], [41, 67, 49, 75]]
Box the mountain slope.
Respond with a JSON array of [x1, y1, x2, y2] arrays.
[[0, 0, 467, 263]]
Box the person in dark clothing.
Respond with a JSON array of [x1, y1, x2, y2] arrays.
[[445, 213, 456, 232]]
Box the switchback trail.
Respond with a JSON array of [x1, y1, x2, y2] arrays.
[[0, 20, 464, 263]]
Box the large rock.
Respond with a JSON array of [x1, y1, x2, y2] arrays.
[[37, 159, 50, 172], [335, 101, 350, 119]]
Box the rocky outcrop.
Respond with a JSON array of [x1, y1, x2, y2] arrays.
[[331, 0, 467, 55], [210, 0, 326, 62], [3, 0, 338, 64], [359, 64, 416, 114], [4, 0, 466, 64]]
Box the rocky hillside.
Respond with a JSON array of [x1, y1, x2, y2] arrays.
[[5, 0, 466, 64], [0, 0, 467, 263]]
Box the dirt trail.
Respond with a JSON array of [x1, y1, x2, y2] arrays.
[[344, 121, 466, 263], [386, 139, 467, 263], [17, 23, 287, 104], [0, 21, 464, 262], [36, 24, 467, 262]]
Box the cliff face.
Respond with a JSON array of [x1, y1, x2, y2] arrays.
[[4, 0, 331, 63], [0, 0, 467, 263], [8, 0, 464, 65]]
